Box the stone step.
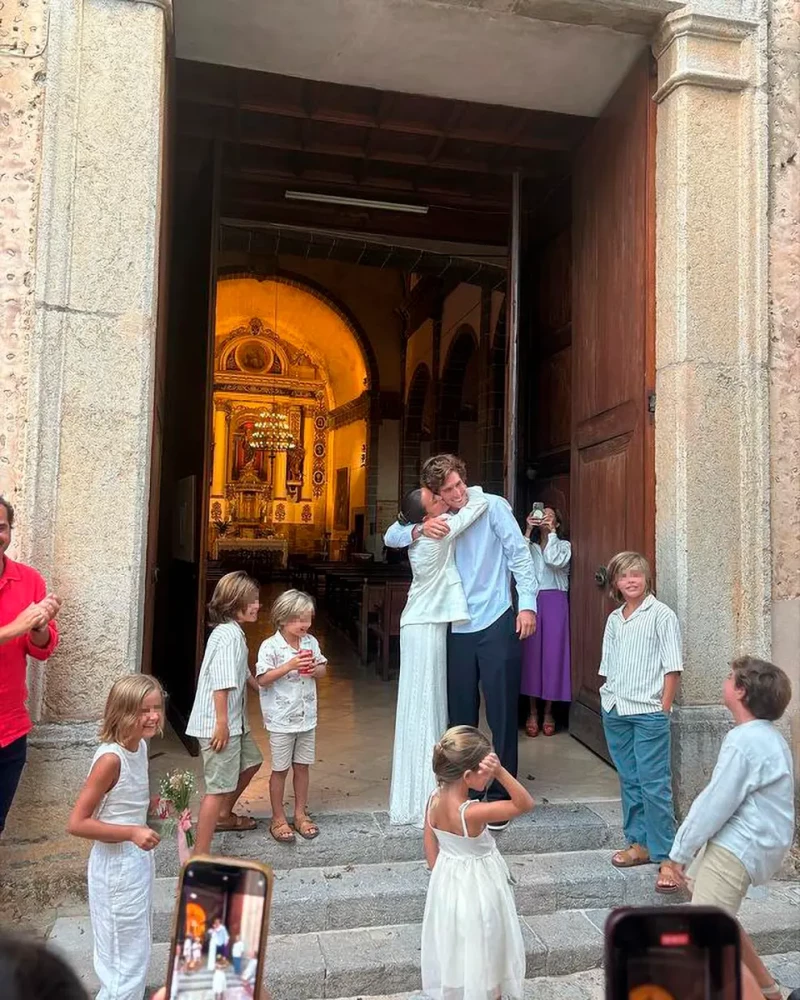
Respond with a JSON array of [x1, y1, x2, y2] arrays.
[[49, 892, 800, 1000], [151, 848, 698, 940], [153, 800, 624, 876], [309, 951, 800, 1000]]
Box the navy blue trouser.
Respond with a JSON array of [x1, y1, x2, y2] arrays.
[[0, 735, 27, 834], [446, 607, 521, 802]]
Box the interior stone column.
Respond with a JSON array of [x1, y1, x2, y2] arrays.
[[6, 0, 169, 858], [211, 403, 228, 497], [652, 11, 771, 813]]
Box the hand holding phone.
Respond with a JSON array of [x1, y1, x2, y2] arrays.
[[605, 906, 741, 1000]]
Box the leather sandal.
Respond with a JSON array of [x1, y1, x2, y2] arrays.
[[525, 716, 540, 738], [269, 819, 295, 844], [216, 813, 257, 832], [655, 861, 681, 894], [293, 811, 319, 840], [543, 716, 556, 737], [611, 844, 651, 867]]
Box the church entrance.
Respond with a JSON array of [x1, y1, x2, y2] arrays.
[[146, 51, 655, 776]]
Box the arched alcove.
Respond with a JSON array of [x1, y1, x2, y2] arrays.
[[402, 363, 432, 494], [437, 325, 479, 461]]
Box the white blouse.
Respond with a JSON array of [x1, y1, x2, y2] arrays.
[[528, 533, 571, 592]]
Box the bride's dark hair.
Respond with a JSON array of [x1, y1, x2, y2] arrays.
[[398, 488, 427, 525]]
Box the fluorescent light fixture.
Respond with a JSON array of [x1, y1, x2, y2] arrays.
[[285, 190, 429, 215]]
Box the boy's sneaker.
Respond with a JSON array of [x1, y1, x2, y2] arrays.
[[487, 820, 509, 832]]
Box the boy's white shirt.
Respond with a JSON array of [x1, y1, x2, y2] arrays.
[[256, 630, 327, 733], [669, 718, 794, 886]]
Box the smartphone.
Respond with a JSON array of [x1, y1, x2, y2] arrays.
[[165, 855, 273, 999], [530, 501, 545, 521], [605, 907, 740, 1000]]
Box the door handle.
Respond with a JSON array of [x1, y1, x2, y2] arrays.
[[594, 565, 608, 589]]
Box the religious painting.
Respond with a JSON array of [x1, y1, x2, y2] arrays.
[[334, 467, 350, 531], [234, 338, 273, 374]]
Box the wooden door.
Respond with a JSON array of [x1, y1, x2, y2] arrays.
[[150, 142, 220, 746], [569, 55, 656, 760]]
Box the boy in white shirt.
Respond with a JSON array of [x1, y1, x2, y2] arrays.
[[669, 655, 794, 1000], [256, 589, 327, 844]]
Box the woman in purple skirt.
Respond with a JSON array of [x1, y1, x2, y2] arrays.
[[521, 506, 571, 737]]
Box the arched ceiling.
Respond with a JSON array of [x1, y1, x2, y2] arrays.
[[215, 277, 368, 408]]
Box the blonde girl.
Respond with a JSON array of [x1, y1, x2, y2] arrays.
[[186, 571, 263, 855], [421, 726, 534, 1000], [68, 675, 165, 1000]]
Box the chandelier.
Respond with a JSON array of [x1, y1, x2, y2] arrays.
[[249, 408, 295, 453]]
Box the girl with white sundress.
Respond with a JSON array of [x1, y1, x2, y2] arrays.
[[421, 725, 534, 1000], [68, 675, 165, 1000]]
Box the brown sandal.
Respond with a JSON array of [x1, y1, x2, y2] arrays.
[[656, 861, 681, 894], [269, 819, 296, 844], [611, 844, 651, 868], [293, 812, 319, 840], [525, 716, 540, 738], [216, 813, 257, 832]]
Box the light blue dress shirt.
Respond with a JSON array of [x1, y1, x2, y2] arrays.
[[383, 490, 538, 634]]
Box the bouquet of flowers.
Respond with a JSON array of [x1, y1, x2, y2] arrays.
[[150, 769, 197, 863]]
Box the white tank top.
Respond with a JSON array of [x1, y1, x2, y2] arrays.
[[91, 740, 150, 827]]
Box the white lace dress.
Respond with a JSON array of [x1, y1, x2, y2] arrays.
[[421, 800, 525, 1000], [389, 491, 489, 827]]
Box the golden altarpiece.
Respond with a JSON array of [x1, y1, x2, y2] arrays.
[[209, 318, 330, 565]]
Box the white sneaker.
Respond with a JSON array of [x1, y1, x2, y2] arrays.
[[487, 820, 509, 832]]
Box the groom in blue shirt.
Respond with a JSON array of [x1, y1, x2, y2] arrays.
[[384, 454, 538, 821]]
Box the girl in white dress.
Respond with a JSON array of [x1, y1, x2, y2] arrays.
[[68, 675, 165, 1000], [389, 487, 488, 827], [421, 725, 534, 1000]]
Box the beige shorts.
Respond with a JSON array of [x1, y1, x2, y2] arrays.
[[687, 842, 751, 916], [198, 731, 263, 794], [269, 729, 316, 771]]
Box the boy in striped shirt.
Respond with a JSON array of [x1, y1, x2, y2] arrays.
[[598, 551, 683, 894]]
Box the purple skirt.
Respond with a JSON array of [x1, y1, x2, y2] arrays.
[[521, 589, 571, 702]]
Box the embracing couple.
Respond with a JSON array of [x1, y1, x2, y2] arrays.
[[384, 453, 539, 828]]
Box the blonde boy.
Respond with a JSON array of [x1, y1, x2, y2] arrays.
[[257, 589, 327, 844]]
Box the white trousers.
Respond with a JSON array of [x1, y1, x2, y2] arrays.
[[88, 841, 154, 1000], [389, 622, 448, 827]]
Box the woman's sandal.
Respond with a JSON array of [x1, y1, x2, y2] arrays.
[[611, 844, 652, 868], [525, 716, 540, 738], [655, 861, 681, 894], [761, 982, 782, 999], [542, 716, 556, 737], [269, 819, 296, 844], [293, 812, 319, 840], [216, 813, 257, 833]]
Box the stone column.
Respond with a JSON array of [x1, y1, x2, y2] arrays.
[[5, 0, 169, 868], [211, 403, 229, 497], [652, 12, 771, 811]]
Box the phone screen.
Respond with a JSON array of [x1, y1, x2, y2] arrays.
[[166, 859, 271, 999], [607, 908, 739, 1000]]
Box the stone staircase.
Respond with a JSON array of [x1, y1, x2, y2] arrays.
[[47, 801, 800, 999]]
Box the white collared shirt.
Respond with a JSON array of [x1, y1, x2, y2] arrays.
[[186, 621, 251, 739], [670, 720, 794, 885], [598, 594, 683, 716], [384, 492, 538, 633], [529, 534, 571, 593], [256, 630, 327, 733]]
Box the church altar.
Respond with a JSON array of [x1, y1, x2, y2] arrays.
[[213, 536, 289, 568]]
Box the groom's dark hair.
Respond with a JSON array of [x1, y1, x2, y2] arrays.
[[421, 453, 466, 493], [399, 488, 427, 525]]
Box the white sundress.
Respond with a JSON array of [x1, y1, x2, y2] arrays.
[[87, 740, 154, 1000], [421, 800, 525, 1000]]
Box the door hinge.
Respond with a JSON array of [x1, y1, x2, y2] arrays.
[[647, 391, 656, 415]]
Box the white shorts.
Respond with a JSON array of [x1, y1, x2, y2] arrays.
[[268, 729, 316, 771]]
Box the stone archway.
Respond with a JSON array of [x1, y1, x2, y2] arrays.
[[437, 325, 479, 459]]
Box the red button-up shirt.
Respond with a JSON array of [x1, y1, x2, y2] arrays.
[[0, 557, 59, 747]]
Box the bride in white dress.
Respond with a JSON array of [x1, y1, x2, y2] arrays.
[[388, 486, 488, 826]]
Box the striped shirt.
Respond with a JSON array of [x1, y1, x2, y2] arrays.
[[598, 594, 683, 716], [185, 621, 251, 739]]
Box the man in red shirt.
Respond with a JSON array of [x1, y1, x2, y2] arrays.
[[0, 496, 61, 835]]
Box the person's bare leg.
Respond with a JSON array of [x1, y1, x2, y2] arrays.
[[292, 763, 310, 818], [269, 769, 290, 827], [195, 793, 227, 855], [740, 928, 780, 995], [217, 764, 260, 824]]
